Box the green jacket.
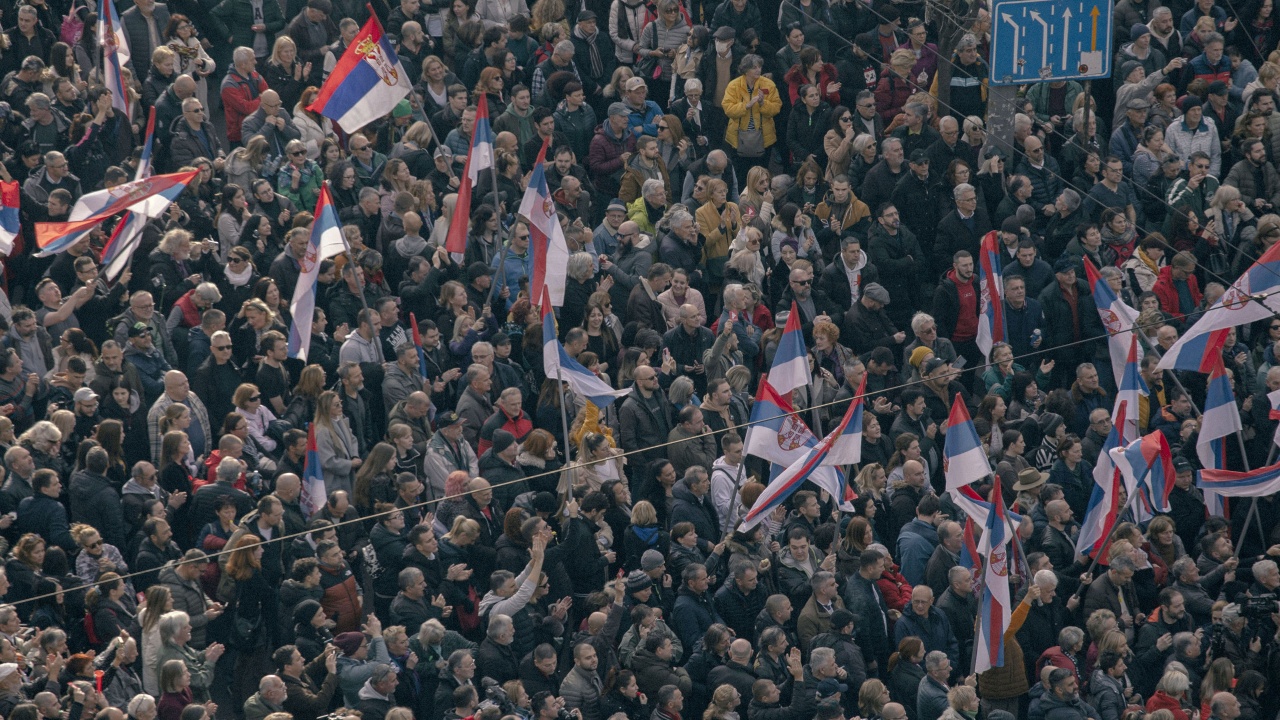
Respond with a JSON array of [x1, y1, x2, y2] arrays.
[[156, 641, 215, 701], [492, 104, 536, 149], [277, 159, 324, 210], [1024, 81, 1083, 125], [212, 0, 285, 46]]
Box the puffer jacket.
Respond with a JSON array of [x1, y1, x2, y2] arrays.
[[629, 646, 692, 697], [722, 74, 782, 150], [318, 562, 362, 634]]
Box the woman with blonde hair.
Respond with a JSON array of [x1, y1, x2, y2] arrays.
[[940, 686, 979, 720], [19, 421, 63, 474], [725, 227, 767, 287], [282, 364, 326, 428], [697, 178, 743, 285], [225, 136, 271, 192], [703, 685, 740, 720], [311, 390, 361, 494], [562, 432, 624, 494], [603, 65, 634, 100], [293, 86, 332, 160], [622, 500, 669, 570], [139, 585, 173, 694], [858, 679, 890, 719], [264, 36, 307, 112]]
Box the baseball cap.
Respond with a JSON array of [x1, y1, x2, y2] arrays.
[[73, 387, 98, 403], [128, 322, 150, 338]]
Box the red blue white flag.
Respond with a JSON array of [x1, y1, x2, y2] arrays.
[[445, 93, 496, 258], [36, 169, 199, 256], [102, 107, 159, 282], [520, 138, 570, 306], [1084, 255, 1143, 388], [823, 374, 865, 467], [976, 230, 1006, 361], [768, 302, 811, 396], [1199, 459, 1280, 496], [1159, 240, 1280, 371], [307, 11, 410, 132], [974, 478, 1011, 674], [1197, 356, 1240, 516], [0, 181, 19, 257], [301, 424, 325, 517], [1111, 430, 1175, 517], [1077, 401, 1129, 557], [540, 286, 630, 407], [287, 184, 347, 361], [98, 0, 130, 118], [944, 395, 991, 519]]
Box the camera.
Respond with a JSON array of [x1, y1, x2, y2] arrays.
[[480, 677, 515, 715], [1242, 593, 1278, 619]]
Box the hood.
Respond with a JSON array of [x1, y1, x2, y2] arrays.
[[630, 524, 660, 546], [394, 234, 429, 257], [944, 267, 974, 287], [157, 564, 185, 587], [712, 456, 739, 479], [122, 478, 157, 497], [597, 122, 626, 143], [630, 647, 666, 671], [358, 680, 393, 702]]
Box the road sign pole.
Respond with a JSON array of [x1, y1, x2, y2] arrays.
[[1080, 80, 1093, 151]]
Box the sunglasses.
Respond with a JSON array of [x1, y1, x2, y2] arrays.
[[250, 395, 262, 401], [290, 150, 306, 156], [214, 344, 232, 350], [791, 278, 812, 285]]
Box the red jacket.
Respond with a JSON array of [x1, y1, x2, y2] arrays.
[[1146, 691, 1191, 720], [1035, 645, 1078, 682], [220, 69, 267, 143], [783, 63, 842, 106], [876, 566, 913, 612], [873, 73, 916, 125], [1152, 265, 1203, 323], [319, 562, 362, 633]]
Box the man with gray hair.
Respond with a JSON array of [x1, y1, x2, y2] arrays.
[[917, 651, 952, 720], [1084, 553, 1140, 634], [455, 363, 493, 450], [532, 40, 580, 102], [24, 148, 80, 206], [860, 136, 905, 213], [244, 675, 288, 720], [1170, 555, 1214, 625], [477, 613, 519, 683], [168, 97, 225, 172], [680, 149, 738, 206], [934, 183, 992, 276], [221, 47, 268, 146]]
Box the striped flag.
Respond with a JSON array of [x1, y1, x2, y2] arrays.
[[445, 93, 495, 258], [300, 424, 325, 517], [286, 184, 347, 360], [98, 0, 131, 119], [1077, 401, 1128, 557], [1199, 460, 1280, 496], [0, 180, 18, 257], [1084, 256, 1143, 388], [974, 478, 1012, 674], [102, 107, 159, 283], [1198, 357, 1240, 517], [519, 137, 570, 306], [768, 302, 811, 396], [975, 230, 1006, 361], [37, 169, 198, 256], [1111, 430, 1175, 517], [409, 312, 430, 381]]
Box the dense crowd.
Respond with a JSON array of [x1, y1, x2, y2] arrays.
[[0, 0, 1279, 720]]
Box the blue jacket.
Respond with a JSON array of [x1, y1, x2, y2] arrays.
[[489, 245, 533, 310], [671, 586, 724, 651], [626, 100, 664, 139], [894, 606, 960, 668], [896, 518, 939, 586]]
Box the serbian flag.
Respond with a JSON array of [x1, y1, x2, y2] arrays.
[[974, 478, 1012, 674], [1084, 256, 1143, 388], [307, 11, 410, 132], [1269, 389, 1280, 452], [741, 383, 862, 529], [744, 376, 818, 467], [541, 286, 630, 407], [98, 0, 130, 118], [102, 107, 160, 282], [287, 184, 347, 360], [1077, 401, 1129, 557], [1113, 332, 1148, 445], [1159, 241, 1280, 371], [823, 374, 865, 467], [1110, 430, 1175, 517], [300, 424, 325, 517], [445, 93, 496, 258], [1199, 459, 1280, 496], [409, 313, 430, 380], [36, 169, 198, 256], [945, 396, 992, 520], [976, 231, 1006, 361], [0, 181, 18, 256], [769, 302, 811, 396], [1197, 357, 1240, 517], [519, 138, 570, 306]]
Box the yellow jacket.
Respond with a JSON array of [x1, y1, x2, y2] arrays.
[[722, 75, 782, 149], [696, 201, 742, 262]]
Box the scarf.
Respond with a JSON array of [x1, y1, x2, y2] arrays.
[[575, 26, 604, 79], [225, 264, 253, 286]]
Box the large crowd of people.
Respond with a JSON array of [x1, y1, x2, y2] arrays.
[[0, 0, 1275, 720]]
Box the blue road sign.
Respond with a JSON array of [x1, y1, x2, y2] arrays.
[[989, 0, 1114, 86]]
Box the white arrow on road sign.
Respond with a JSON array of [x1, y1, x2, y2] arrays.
[[1029, 10, 1049, 69], [1001, 12, 1020, 73], [1061, 7, 1072, 69]]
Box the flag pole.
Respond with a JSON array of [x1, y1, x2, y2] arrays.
[[486, 130, 509, 312], [555, 367, 573, 503], [332, 181, 372, 317]]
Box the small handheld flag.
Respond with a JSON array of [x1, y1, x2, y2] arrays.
[[975, 230, 1006, 361], [287, 184, 347, 360], [0, 181, 19, 257], [300, 424, 325, 517], [519, 138, 570, 306], [768, 302, 811, 396], [974, 478, 1012, 674], [444, 93, 496, 257]]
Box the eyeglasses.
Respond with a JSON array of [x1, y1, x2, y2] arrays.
[[187, 108, 204, 114]]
